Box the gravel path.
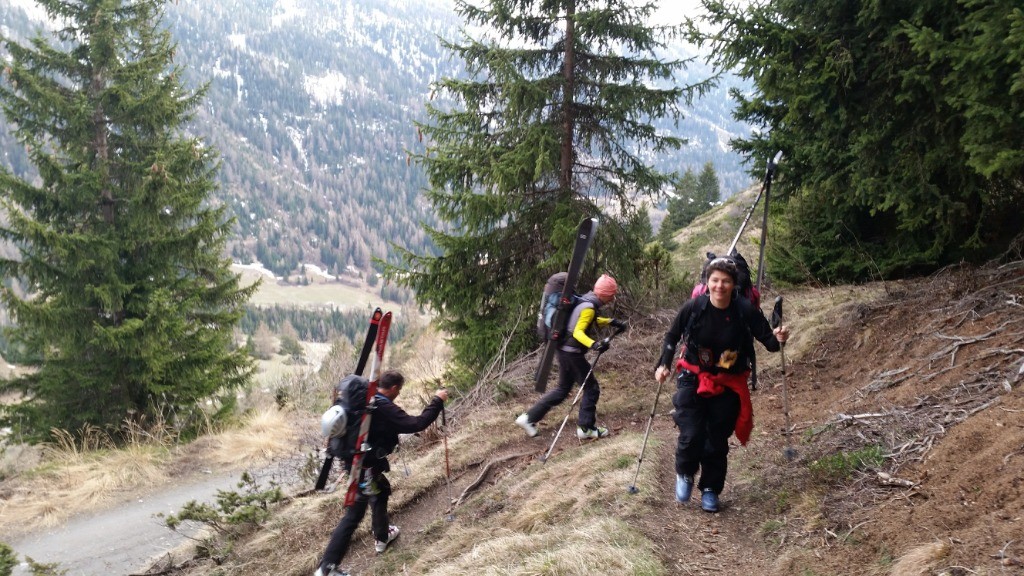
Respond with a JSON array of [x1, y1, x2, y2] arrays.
[[9, 471, 240, 576]]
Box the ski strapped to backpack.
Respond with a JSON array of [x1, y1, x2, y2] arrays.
[[535, 217, 598, 392], [315, 307, 383, 491], [344, 310, 392, 508]]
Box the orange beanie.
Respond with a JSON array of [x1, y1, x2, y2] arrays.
[[594, 274, 618, 299]]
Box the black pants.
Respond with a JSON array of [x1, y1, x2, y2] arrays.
[[671, 372, 740, 494], [319, 473, 392, 571], [527, 348, 600, 430]]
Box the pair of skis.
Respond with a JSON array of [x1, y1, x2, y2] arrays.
[[534, 217, 599, 392], [312, 307, 393, 510]]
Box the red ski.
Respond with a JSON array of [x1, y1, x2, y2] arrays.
[[314, 307, 383, 490], [344, 311, 392, 508]]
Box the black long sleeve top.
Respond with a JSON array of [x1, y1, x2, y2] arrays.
[[364, 395, 444, 470], [658, 295, 781, 374]]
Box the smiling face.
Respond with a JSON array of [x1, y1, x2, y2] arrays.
[[707, 270, 735, 307]]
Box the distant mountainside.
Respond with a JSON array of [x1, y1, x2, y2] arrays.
[[0, 0, 754, 278]]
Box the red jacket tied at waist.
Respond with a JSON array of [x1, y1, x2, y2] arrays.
[[677, 359, 753, 446]]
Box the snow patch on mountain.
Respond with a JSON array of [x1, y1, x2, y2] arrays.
[[271, 0, 306, 28], [304, 71, 349, 107]]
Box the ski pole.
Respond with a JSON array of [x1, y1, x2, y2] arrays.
[[727, 151, 783, 257], [771, 296, 796, 461], [754, 150, 783, 291], [397, 443, 411, 477], [627, 372, 666, 494], [540, 331, 619, 464], [747, 151, 782, 392], [441, 405, 455, 520]]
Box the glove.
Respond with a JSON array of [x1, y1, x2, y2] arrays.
[[610, 319, 628, 333], [592, 337, 611, 353]]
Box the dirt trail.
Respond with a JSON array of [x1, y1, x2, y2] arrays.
[[338, 441, 540, 574]]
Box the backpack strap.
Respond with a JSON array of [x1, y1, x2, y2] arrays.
[[683, 294, 754, 372], [684, 293, 710, 342]]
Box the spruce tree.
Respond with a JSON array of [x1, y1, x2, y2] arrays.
[[0, 0, 255, 440], [658, 168, 699, 245], [396, 0, 703, 368], [658, 163, 718, 245], [690, 0, 1024, 282], [696, 161, 720, 208]]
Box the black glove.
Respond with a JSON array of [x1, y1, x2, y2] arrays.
[[610, 319, 628, 333], [592, 337, 611, 353]]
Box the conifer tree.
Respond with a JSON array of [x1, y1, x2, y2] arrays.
[[658, 162, 719, 245], [0, 0, 255, 440], [691, 0, 1024, 282], [696, 161, 720, 208], [396, 0, 704, 368]]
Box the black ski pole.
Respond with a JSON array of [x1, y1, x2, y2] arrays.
[[540, 331, 620, 464], [726, 151, 783, 257], [746, 150, 783, 392], [755, 150, 783, 292], [441, 405, 455, 520], [771, 296, 796, 461], [627, 373, 666, 494]]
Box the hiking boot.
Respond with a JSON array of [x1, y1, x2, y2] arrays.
[[576, 425, 610, 439], [314, 565, 350, 576], [375, 525, 400, 554], [701, 488, 720, 513], [515, 413, 538, 437], [675, 474, 694, 503]]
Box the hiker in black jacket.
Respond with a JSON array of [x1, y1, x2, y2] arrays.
[[315, 371, 448, 576]]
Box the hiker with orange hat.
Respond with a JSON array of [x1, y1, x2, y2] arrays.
[[516, 274, 627, 439]]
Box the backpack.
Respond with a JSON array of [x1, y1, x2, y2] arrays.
[[691, 251, 761, 308], [320, 374, 370, 463], [536, 271, 582, 341]]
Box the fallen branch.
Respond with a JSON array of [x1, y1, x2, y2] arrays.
[[834, 412, 888, 423], [876, 471, 917, 488], [452, 451, 533, 509], [934, 324, 1009, 367]]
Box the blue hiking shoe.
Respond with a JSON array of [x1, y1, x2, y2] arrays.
[[675, 474, 694, 503], [701, 488, 720, 513]]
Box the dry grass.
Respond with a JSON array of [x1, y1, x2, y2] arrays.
[[888, 541, 951, 576], [198, 408, 297, 468], [415, 518, 662, 576], [383, 429, 664, 576], [0, 424, 170, 536]]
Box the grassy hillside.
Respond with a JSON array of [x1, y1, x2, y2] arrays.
[[151, 253, 1022, 576], [165, 197, 1024, 575], [3, 196, 1021, 576]]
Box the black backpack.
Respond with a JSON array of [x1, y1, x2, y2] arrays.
[[536, 272, 582, 341], [320, 374, 370, 464]]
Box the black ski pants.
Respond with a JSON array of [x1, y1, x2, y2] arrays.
[[319, 472, 392, 571], [527, 348, 600, 430], [671, 371, 740, 495]]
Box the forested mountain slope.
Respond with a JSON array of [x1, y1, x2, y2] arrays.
[[0, 0, 754, 278]]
